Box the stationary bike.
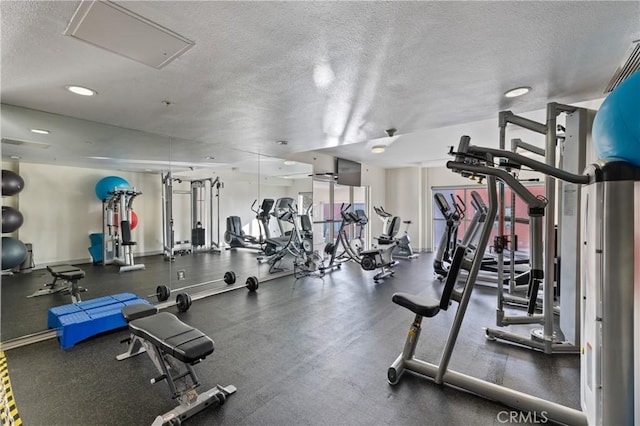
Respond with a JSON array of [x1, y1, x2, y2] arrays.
[[373, 206, 418, 260]]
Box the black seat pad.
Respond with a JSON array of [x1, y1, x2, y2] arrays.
[[129, 312, 214, 364], [392, 292, 440, 318], [48, 265, 82, 275], [56, 269, 85, 280], [375, 236, 396, 245], [122, 304, 158, 322]]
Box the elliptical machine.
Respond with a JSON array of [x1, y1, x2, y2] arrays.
[[432, 193, 465, 277], [322, 204, 398, 282], [224, 199, 273, 251], [266, 200, 312, 273]]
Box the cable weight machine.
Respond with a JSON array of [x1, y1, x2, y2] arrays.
[[162, 172, 223, 260]]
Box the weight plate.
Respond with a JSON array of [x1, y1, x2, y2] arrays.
[[324, 243, 334, 255], [360, 255, 376, 271], [223, 231, 233, 245], [224, 271, 236, 285], [157, 285, 170, 302], [176, 293, 192, 312], [246, 276, 259, 292]]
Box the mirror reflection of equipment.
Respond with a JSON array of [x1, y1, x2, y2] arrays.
[[96, 176, 145, 273], [161, 172, 223, 260]]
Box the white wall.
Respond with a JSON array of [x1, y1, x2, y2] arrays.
[[16, 162, 162, 266], [385, 167, 423, 250], [361, 164, 386, 241]]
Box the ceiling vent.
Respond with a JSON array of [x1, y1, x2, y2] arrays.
[[1, 138, 51, 149], [64, 1, 195, 69], [604, 40, 640, 93]]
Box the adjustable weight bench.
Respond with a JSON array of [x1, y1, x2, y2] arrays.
[[28, 264, 87, 303], [118, 304, 236, 425]]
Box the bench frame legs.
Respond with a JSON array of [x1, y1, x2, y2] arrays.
[[28, 276, 86, 302], [120, 332, 236, 425], [151, 384, 237, 426], [115, 335, 147, 361]]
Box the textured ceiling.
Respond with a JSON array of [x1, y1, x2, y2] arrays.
[[1, 1, 639, 172]]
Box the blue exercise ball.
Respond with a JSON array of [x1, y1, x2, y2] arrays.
[[2, 237, 27, 270], [2, 170, 25, 196], [95, 176, 130, 201], [2, 206, 24, 233], [592, 70, 640, 166]]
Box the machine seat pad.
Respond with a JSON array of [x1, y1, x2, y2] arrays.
[[122, 304, 158, 322], [48, 265, 84, 276], [392, 292, 440, 318], [375, 235, 396, 245], [59, 270, 85, 280], [129, 313, 214, 364]]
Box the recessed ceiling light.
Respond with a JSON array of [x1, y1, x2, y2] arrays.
[[276, 140, 288, 145], [30, 128, 50, 134], [9, 155, 21, 160], [371, 145, 386, 154], [66, 85, 97, 96], [504, 86, 531, 98], [205, 155, 215, 160], [283, 160, 296, 165]]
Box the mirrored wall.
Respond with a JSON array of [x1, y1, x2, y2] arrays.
[[1, 105, 312, 342]]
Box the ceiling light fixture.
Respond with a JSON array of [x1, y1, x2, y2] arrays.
[[371, 145, 386, 154], [205, 155, 215, 160], [276, 140, 288, 145], [30, 128, 50, 134], [504, 86, 531, 98], [284, 160, 296, 165], [313, 62, 335, 89], [66, 85, 97, 96], [9, 155, 22, 160]]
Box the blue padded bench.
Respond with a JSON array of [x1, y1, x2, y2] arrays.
[[47, 292, 151, 349]]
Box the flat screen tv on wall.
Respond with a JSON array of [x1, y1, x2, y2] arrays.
[[336, 157, 361, 187]]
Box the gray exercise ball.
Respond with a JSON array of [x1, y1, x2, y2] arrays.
[[2, 237, 27, 270], [2, 206, 24, 233], [2, 170, 25, 196]]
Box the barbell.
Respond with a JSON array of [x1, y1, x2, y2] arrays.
[[150, 271, 236, 302], [176, 277, 259, 312], [172, 276, 259, 312]]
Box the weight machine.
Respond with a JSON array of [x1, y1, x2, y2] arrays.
[[102, 187, 145, 273], [481, 105, 592, 351], [161, 172, 223, 260], [389, 126, 640, 425]]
